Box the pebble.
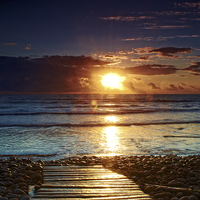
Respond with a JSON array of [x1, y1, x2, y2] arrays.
[[101, 154, 200, 200], [1, 154, 200, 200], [0, 156, 43, 199]]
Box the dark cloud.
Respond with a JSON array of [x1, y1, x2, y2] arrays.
[[0, 55, 111, 93], [178, 75, 186, 77], [182, 62, 200, 73], [138, 56, 149, 60], [166, 84, 179, 90], [134, 77, 142, 81], [189, 73, 200, 76], [122, 79, 135, 91], [180, 83, 186, 86], [178, 85, 184, 90], [4, 43, 18, 46], [0, 55, 187, 93], [190, 85, 200, 90], [149, 47, 193, 57], [166, 83, 185, 91], [124, 64, 177, 76], [32, 55, 110, 66], [147, 83, 161, 89]]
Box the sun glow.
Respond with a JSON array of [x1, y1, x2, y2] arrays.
[[101, 73, 125, 90]]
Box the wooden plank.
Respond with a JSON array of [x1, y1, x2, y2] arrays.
[[44, 165, 104, 170], [33, 193, 151, 198], [43, 169, 111, 172], [40, 185, 138, 189], [32, 197, 152, 200], [37, 188, 141, 193], [31, 165, 152, 200], [42, 180, 136, 186], [36, 189, 145, 195], [43, 174, 125, 181], [44, 165, 102, 167], [43, 171, 113, 176]]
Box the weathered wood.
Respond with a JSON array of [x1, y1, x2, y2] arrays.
[[32, 196, 152, 200], [31, 165, 152, 200], [33, 194, 151, 198], [43, 174, 125, 181], [37, 188, 142, 193]]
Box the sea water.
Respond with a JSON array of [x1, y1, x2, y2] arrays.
[[0, 94, 200, 160]]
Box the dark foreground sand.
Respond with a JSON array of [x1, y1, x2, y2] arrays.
[[0, 155, 200, 200]]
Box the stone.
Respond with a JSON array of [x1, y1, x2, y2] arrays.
[[177, 192, 184, 198], [144, 185, 154, 193], [34, 185, 40, 191], [9, 194, 21, 199], [193, 192, 200, 198], [168, 180, 187, 187], [189, 195, 198, 200], [8, 198, 18, 200], [154, 192, 172, 198], [13, 189, 26, 194], [13, 177, 24, 184], [30, 173, 42, 183], [20, 196, 30, 200], [180, 196, 190, 200]]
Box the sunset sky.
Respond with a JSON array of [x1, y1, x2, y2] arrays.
[[0, 0, 200, 94]]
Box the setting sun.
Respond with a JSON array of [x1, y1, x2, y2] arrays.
[[101, 73, 125, 90]]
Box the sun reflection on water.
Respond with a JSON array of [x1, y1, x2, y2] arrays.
[[105, 116, 118, 123], [101, 126, 120, 155]]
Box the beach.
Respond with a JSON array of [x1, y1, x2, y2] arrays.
[[0, 94, 200, 199], [0, 155, 200, 200]]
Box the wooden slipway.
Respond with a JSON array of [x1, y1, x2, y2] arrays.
[[31, 165, 152, 200]]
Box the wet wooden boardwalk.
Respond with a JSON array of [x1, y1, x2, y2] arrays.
[[31, 165, 152, 200]]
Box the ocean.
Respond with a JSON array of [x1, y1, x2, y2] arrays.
[[0, 94, 200, 160]]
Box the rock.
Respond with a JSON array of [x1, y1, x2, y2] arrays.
[[144, 185, 154, 193], [189, 195, 198, 200], [155, 186, 166, 192], [0, 183, 5, 187], [193, 192, 200, 198], [32, 165, 42, 171], [177, 178, 187, 183], [168, 180, 187, 187], [177, 192, 183, 198], [8, 198, 18, 200], [0, 197, 8, 200], [163, 197, 170, 200], [9, 193, 21, 199], [154, 192, 172, 198], [13, 189, 26, 194], [20, 196, 30, 200], [0, 186, 6, 194], [13, 177, 24, 184], [189, 177, 196, 182], [30, 173, 42, 183], [34, 185, 40, 191], [180, 196, 190, 200]]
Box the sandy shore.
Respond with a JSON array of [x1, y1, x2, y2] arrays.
[[0, 155, 200, 200]]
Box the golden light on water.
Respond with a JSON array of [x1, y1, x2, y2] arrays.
[[105, 116, 118, 123], [102, 126, 120, 154], [101, 73, 125, 90]]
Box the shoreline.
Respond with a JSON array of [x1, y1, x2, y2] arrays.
[[0, 154, 200, 200]]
